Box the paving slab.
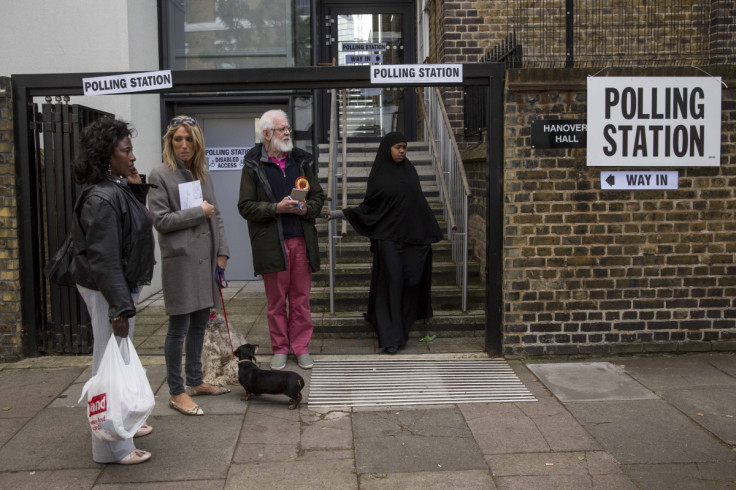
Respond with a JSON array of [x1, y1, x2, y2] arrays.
[[622, 462, 736, 489], [0, 417, 28, 447], [656, 386, 736, 446], [527, 362, 658, 402], [0, 407, 95, 471], [487, 451, 635, 489], [94, 481, 224, 490], [96, 414, 243, 484], [358, 469, 495, 489], [566, 399, 736, 464], [0, 367, 85, 418], [460, 401, 600, 454], [0, 468, 100, 489], [301, 408, 354, 451], [244, 401, 301, 438], [460, 402, 556, 454], [225, 459, 357, 489], [621, 355, 736, 390], [352, 407, 486, 474], [708, 355, 736, 378]]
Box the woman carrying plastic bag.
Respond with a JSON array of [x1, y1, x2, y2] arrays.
[[71, 118, 156, 465], [79, 335, 155, 443]]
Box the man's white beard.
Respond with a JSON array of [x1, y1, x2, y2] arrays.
[[270, 135, 293, 153]]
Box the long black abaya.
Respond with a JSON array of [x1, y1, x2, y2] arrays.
[[343, 132, 443, 348]]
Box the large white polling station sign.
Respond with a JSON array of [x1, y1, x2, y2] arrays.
[[370, 64, 462, 84], [83, 70, 173, 96], [587, 77, 721, 167]]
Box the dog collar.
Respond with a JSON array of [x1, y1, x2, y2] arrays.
[[237, 359, 256, 365]]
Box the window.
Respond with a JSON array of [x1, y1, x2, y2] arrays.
[[163, 0, 312, 70]]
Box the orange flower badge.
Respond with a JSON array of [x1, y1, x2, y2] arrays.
[[295, 176, 310, 190]]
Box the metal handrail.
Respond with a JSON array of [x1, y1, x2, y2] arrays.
[[326, 88, 339, 314], [418, 87, 470, 312]]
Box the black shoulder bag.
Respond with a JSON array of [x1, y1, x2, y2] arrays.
[[43, 233, 76, 287], [43, 188, 89, 288]]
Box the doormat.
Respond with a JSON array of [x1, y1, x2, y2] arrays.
[[308, 358, 536, 408]]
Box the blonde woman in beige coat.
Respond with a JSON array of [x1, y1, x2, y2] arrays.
[[148, 116, 231, 416]]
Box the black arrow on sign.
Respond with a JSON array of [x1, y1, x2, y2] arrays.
[[605, 174, 615, 187]]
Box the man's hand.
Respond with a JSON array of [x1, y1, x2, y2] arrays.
[[276, 196, 304, 214]]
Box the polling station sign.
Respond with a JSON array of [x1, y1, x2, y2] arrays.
[[587, 77, 721, 167], [370, 64, 462, 84], [83, 70, 173, 96], [206, 147, 250, 171]]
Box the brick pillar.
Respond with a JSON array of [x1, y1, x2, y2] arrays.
[[0, 77, 21, 362]]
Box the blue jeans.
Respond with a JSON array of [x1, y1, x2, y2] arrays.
[[164, 308, 210, 395]]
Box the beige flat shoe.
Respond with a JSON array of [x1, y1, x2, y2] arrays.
[[169, 398, 204, 416], [115, 449, 151, 465], [134, 424, 153, 437]]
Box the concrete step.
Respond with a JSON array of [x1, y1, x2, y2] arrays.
[[311, 261, 481, 288], [311, 309, 486, 338], [317, 241, 459, 262], [310, 284, 486, 313]]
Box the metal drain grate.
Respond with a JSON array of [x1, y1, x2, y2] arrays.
[[308, 358, 536, 408]]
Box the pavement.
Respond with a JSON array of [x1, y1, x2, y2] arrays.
[[0, 281, 735, 489]]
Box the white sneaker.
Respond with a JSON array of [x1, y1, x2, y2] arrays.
[[270, 354, 287, 370], [297, 353, 314, 369]]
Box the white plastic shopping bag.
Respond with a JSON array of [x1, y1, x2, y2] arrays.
[[78, 335, 155, 441]]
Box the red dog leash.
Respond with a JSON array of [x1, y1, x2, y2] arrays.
[[215, 266, 235, 357]]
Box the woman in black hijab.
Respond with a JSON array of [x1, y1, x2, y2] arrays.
[[327, 132, 443, 353]]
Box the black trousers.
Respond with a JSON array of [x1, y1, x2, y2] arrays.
[[365, 239, 433, 348]]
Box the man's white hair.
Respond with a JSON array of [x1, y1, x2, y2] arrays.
[[258, 109, 289, 133]]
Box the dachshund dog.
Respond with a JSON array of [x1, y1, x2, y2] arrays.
[[234, 344, 305, 410]]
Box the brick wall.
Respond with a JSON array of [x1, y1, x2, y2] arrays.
[[502, 66, 736, 357], [432, 1, 505, 144], [710, 1, 736, 65], [0, 77, 21, 362]]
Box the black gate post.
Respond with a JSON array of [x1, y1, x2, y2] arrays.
[[12, 79, 44, 357], [566, 0, 575, 68]]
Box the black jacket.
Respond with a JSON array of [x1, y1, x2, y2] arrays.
[[72, 176, 154, 319]]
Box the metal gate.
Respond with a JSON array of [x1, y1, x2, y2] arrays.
[[37, 100, 112, 355]]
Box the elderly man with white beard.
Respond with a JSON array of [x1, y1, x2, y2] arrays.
[[237, 109, 325, 370]]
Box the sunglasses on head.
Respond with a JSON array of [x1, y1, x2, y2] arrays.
[[169, 116, 197, 128]]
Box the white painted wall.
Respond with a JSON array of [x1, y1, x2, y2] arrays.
[[0, 0, 163, 297]]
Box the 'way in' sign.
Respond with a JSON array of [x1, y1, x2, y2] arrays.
[[600, 171, 678, 190]]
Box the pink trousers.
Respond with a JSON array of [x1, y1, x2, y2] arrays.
[[262, 237, 313, 356]]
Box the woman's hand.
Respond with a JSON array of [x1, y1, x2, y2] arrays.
[[217, 255, 228, 269], [111, 316, 129, 338], [201, 200, 215, 218], [127, 166, 142, 185]]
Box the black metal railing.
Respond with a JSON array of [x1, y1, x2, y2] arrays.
[[502, 0, 734, 68]]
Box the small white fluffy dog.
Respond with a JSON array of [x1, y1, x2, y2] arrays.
[[202, 312, 248, 386]]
